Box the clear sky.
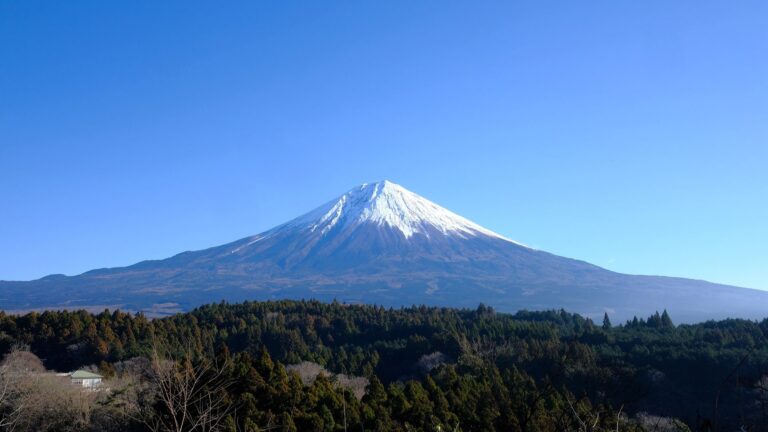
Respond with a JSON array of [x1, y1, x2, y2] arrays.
[[1, 1, 766, 290]]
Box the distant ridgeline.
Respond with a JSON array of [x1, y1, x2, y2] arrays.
[[1, 300, 768, 431], [5, 181, 767, 324]]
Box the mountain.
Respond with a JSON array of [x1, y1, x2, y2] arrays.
[[1, 180, 766, 322]]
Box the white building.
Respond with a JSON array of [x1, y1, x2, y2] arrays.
[[69, 370, 103, 388]]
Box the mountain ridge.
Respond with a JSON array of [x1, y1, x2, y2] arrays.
[[1, 180, 766, 323]]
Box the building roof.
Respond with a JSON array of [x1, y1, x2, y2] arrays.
[[70, 370, 103, 379]]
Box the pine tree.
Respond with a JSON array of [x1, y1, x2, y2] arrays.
[[602, 312, 612, 330], [648, 311, 663, 328], [661, 309, 674, 328]]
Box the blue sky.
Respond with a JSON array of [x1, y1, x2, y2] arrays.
[[1, 1, 766, 290]]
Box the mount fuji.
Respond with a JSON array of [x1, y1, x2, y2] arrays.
[[1, 180, 766, 322]]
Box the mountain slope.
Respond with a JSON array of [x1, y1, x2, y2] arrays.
[[1, 180, 766, 322]]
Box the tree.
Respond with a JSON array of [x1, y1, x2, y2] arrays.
[[141, 345, 234, 432], [661, 310, 674, 329], [1, 346, 100, 432], [0, 345, 36, 430], [602, 313, 612, 330]]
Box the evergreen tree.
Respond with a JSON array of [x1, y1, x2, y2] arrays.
[[602, 312, 612, 330], [661, 309, 674, 328], [0, 299, 764, 431], [648, 311, 663, 328]]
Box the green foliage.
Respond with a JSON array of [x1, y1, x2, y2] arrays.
[[2, 301, 768, 430], [602, 312, 612, 330]]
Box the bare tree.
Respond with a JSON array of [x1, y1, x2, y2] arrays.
[[634, 412, 690, 432], [89, 362, 152, 432], [333, 373, 369, 402], [565, 397, 641, 432], [285, 361, 329, 385], [30, 377, 99, 432], [1, 355, 99, 432], [139, 345, 234, 432], [566, 396, 602, 432], [0, 345, 44, 431]]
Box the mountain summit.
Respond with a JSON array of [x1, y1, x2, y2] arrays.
[[2, 181, 767, 322], [286, 180, 514, 241], [227, 180, 522, 263]]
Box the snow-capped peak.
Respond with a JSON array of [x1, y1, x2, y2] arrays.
[[284, 180, 524, 244]]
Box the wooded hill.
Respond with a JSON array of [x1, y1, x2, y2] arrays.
[[1, 300, 768, 431]]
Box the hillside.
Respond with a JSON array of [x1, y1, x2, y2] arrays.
[[2, 181, 766, 323], [2, 300, 768, 430]]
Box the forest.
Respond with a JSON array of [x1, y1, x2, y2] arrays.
[[1, 299, 768, 431]]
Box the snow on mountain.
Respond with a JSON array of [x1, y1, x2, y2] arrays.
[[3, 180, 768, 323], [257, 180, 524, 244]]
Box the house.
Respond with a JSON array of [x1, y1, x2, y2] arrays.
[[69, 370, 103, 388]]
